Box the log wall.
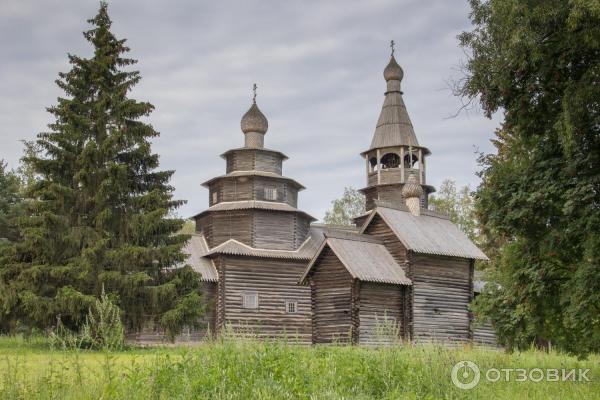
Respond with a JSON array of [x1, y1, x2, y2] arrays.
[[209, 177, 299, 208], [225, 150, 284, 175], [308, 247, 354, 344], [472, 319, 498, 347], [358, 282, 404, 346], [363, 214, 408, 263], [255, 151, 283, 175], [211, 211, 254, 247], [253, 211, 296, 250], [411, 254, 471, 343], [220, 255, 312, 343]]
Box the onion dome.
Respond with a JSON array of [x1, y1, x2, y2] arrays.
[[241, 84, 268, 135], [402, 173, 423, 199], [383, 55, 404, 82], [241, 102, 268, 134]]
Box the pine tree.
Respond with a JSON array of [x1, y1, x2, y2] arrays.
[[0, 2, 203, 338]]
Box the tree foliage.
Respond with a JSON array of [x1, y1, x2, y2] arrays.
[[0, 161, 23, 243], [0, 3, 203, 339], [429, 180, 479, 243], [460, 0, 600, 356], [323, 187, 365, 226]]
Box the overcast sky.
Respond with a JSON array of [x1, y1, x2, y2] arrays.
[[0, 0, 501, 220]]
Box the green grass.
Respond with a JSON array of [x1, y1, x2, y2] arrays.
[[0, 336, 598, 399]]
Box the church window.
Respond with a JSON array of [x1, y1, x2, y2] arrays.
[[264, 187, 277, 201], [242, 292, 258, 309], [211, 191, 218, 205], [285, 300, 298, 314]]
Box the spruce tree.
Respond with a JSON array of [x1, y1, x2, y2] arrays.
[[0, 2, 203, 338], [0, 160, 23, 243]]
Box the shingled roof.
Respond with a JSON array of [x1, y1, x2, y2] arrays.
[[201, 171, 305, 190], [205, 226, 326, 260], [192, 200, 316, 221], [180, 234, 218, 282], [361, 206, 489, 260], [362, 54, 429, 155], [300, 230, 412, 285]]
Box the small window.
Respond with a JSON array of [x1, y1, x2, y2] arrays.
[[212, 191, 218, 205], [242, 292, 258, 309], [285, 300, 298, 314], [264, 187, 277, 201]]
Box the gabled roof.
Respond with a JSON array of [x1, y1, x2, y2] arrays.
[[300, 231, 412, 286], [180, 234, 218, 282], [201, 171, 305, 190], [192, 200, 316, 221], [361, 206, 489, 261], [206, 226, 326, 260]]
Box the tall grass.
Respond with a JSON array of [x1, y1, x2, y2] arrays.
[[0, 335, 598, 399]]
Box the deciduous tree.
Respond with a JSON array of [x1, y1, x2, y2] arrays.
[[460, 0, 600, 356], [323, 187, 365, 226]]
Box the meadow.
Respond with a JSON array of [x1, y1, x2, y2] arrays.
[[0, 335, 598, 399]]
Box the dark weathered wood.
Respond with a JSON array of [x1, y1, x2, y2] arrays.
[[212, 211, 254, 247], [358, 282, 404, 345], [308, 247, 354, 344], [254, 151, 283, 175], [472, 318, 498, 347], [363, 214, 408, 263], [253, 211, 295, 250], [220, 255, 312, 342], [225, 149, 284, 175], [410, 254, 471, 343]]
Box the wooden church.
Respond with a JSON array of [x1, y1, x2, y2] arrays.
[[138, 49, 492, 345]]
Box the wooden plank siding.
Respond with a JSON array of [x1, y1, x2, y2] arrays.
[[362, 214, 408, 264], [211, 211, 254, 247], [253, 211, 296, 250], [410, 254, 472, 343], [472, 319, 498, 347], [358, 282, 404, 345], [293, 215, 311, 249], [308, 247, 354, 344], [254, 177, 298, 207], [225, 150, 284, 175], [208, 177, 299, 208], [195, 214, 212, 245], [362, 214, 413, 340], [255, 151, 283, 175], [220, 255, 312, 343]]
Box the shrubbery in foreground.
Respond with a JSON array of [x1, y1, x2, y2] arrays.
[[1, 336, 598, 399]]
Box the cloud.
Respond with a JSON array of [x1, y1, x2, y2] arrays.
[[0, 0, 500, 221]]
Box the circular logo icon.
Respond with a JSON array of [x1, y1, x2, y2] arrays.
[[451, 360, 480, 390]]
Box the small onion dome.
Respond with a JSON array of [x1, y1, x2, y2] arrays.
[[241, 102, 268, 134], [384, 55, 404, 82], [402, 173, 423, 199]]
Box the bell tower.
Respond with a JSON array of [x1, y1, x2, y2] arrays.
[[359, 41, 435, 210]]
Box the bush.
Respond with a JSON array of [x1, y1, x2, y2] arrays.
[[49, 287, 124, 351]]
